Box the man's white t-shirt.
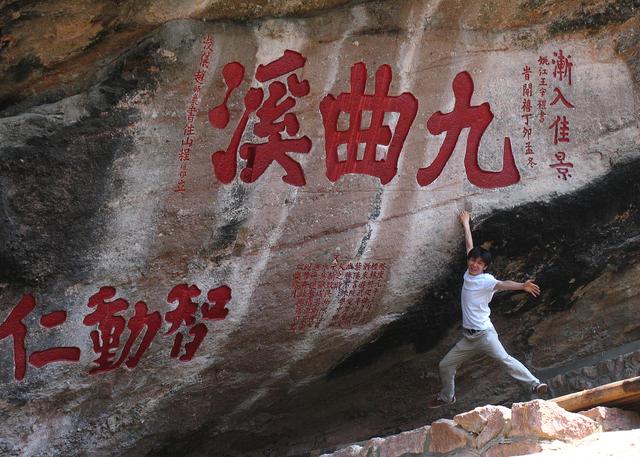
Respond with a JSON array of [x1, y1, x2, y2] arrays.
[[461, 269, 498, 330]]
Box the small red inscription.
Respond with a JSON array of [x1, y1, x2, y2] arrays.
[[521, 64, 536, 168], [174, 35, 214, 192], [290, 260, 387, 332]]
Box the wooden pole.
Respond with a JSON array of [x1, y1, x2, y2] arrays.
[[550, 376, 640, 412]]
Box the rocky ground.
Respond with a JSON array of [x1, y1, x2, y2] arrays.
[[318, 399, 640, 456]]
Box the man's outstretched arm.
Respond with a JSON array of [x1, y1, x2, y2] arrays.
[[458, 210, 474, 254], [495, 280, 541, 297]]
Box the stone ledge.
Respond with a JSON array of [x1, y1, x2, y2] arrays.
[[320, 400, 640, 457]]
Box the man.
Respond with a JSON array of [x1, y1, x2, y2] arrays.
[[427, 211, 548, 408]]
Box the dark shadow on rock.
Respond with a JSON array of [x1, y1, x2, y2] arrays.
[[327, 156, 640, 379], [0, 38, 164, 290]]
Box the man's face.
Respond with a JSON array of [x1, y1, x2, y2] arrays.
[[467, 256, 488, 275]]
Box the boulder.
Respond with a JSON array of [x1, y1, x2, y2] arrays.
[[454, 405, 511, 448], [454, 405, 496, 433], [321, 427, 431, 457], [578, 406, 640, 432], [429, 419, 471, 454], [510, 400, 600, 441], [376, 426, 431, 457]]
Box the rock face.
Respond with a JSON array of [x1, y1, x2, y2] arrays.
[[1, 1, 640, 456]]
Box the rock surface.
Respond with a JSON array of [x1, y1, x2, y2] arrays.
[[578, 405, 640, 431], [321, 400, 640, 457], [376, 426, 430, 457], [429, 419, 471, 454], [510, 399, 600, 441], [1, 1, 640, 456], [455, 405, 512, 448]]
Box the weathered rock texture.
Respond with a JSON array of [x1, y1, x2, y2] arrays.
[[510, 399, 600, 440], [579, 405, 640, 431], [454, 405, 511, 448], [320, 400, 640, 456], [1, 1, 640, 456]]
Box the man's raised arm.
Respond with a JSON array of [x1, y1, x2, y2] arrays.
[[458, 210, 474, 254]]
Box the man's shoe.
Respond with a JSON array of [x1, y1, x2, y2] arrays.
[[533, 383, 549, 396], [427, 396, 456, 408]]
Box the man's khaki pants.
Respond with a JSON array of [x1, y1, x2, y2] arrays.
[[437, 327, 540, 403]]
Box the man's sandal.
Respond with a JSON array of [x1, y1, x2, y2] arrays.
[[533, 383, 549, 396]]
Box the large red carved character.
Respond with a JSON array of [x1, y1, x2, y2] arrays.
[[0, 294, 35, 380], [320, 62, 418, 184], [417, 71, 520, 188], [1, 294, 80, 380], [83, 287, 161, 374], [209, 50, 311, 186], [165, 284, 231, 361], [29, 309, 81, 369]]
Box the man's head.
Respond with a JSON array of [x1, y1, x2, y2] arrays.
[[467, 246, 491, 275]]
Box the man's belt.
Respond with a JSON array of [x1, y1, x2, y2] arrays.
[[463, 327, 482, 334]]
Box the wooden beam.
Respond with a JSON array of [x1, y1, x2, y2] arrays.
[[550, 376, 640, 412]]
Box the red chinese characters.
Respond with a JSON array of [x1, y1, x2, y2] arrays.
[[2, 283, 232, 381], [537, 56, 549, 123], [320, 62, 418, 184], [417, 71, 520, 188], [521, 65, 536, 168], [550, 87, 574, 109], [29, 310, 81, 369], [1, 294, 80, 380], [120, 301, 162, 369], [207, 51, 525, 189], [209, 50, 311, 186], [165, 284, 230, 361], [0, 294, 35, 380], [83, 287, 161, 373], [548, 115, 570, 145], [551, 49, 572, 85], [546, 49, 575, 180], [175, 35, 214, 192], [549, 151, 573, 180], [290, 259, 386, 332]]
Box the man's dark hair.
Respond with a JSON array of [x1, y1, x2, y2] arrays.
[[467, 246, 492, 266]]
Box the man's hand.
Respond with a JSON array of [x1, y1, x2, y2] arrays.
[[458, 210, 471, 227], [523, 280, 541, 297]]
